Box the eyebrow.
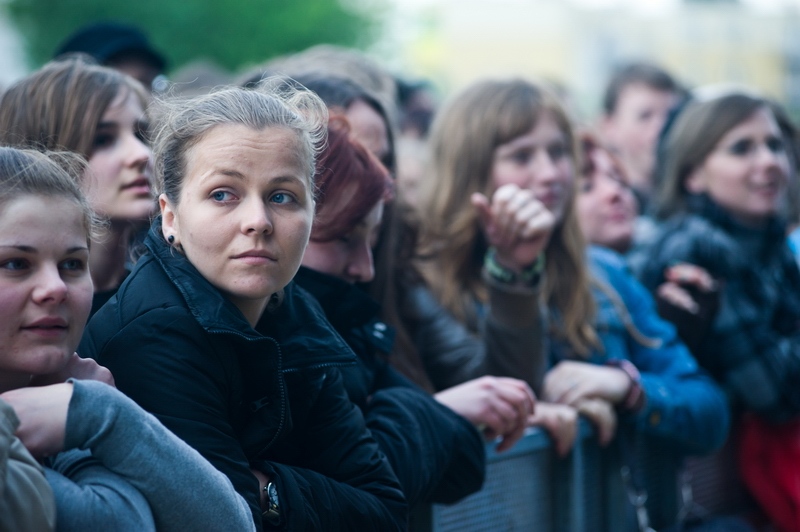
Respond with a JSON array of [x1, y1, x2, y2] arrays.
[[210, 171, 306, 186], [0, 245, 89, 253], [96, 121, 117, 130]]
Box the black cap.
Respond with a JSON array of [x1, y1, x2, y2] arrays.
[[54, 21, 166, 71]]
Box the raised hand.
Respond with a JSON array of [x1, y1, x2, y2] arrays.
[[472, 183, 554, 271]]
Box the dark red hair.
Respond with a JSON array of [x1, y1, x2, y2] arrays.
[[312, 117, 393, 241]]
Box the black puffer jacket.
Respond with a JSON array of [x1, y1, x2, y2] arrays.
[[294, 267, 486, 506], [635, 194, 800, 423], [79, 222, 407, 531]]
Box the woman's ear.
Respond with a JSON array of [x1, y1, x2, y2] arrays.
[[159, 194, 179, 242], [684, 167, 707, 194]]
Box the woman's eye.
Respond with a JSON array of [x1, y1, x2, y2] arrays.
[[0, 258, 29, 271], [93, 133, 115, 150], [211, 190, 234, 202], [548, 143, 566, 161], [270, 192, 296, 205], [766, 136, 785, 153], [579, 178, 594, 193], [60, 259, 86, 272], [729, 139, 753, 156]]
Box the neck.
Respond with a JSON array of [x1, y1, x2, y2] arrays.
[[90, 222, 133, 292], [231, 296, 270, 329]]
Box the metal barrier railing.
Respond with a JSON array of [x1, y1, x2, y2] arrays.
[[412, 420, 713, 532]]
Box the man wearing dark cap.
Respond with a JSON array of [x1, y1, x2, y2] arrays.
[[55, 21, 167, 91]]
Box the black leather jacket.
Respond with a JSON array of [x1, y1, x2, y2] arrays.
[[80, 221, 407, 531]]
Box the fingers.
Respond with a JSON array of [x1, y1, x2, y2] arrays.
[[575, 398, 617, 447], [434, 376, 535, 452], [545, 361, 631, 406], [491, 378, 537, 452], [665, 263, 717, 292], [478, 184, 554, 269], [527, 402, 578, 457], [657, 282, 699, 314]]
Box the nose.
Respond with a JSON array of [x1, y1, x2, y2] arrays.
[[125, 133, 152, 172], [531, 152, 561, 185], [757, 141, 785, 170], [32, 264, 68, 305], [346, 243, 375, 283], [599, 173, 626, 203], [241, 197, 273, 235]]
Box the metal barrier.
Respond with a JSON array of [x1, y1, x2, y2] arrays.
[[413, 420, 698, 532]]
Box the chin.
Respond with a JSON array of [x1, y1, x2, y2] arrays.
[[26, 347, 71, 375]]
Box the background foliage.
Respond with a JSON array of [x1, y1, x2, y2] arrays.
[[6, 0, 384, 72]]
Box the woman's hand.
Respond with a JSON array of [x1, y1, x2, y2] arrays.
[[526, 402, 578, 457], [435, 376, 536, 452], [29, 353, 115, 387], [472, 183, 554, 271], [543, 360, 630, 406], [0, 383, 73, 459], [657, 263, 717, 315], [575, 398, 617, 447]]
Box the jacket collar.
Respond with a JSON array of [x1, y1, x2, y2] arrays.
[[294, 267, 395, 355], [145, 218, 355, 366], [687, 193, 787, 249], [293, 267, 381, 331], [145, 216, 258, 336]]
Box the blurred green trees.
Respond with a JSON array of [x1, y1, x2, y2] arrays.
[[6, 0, 383, 71]]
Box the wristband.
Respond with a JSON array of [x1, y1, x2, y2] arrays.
[[483, 248, 544, 286], [606, 358, 644, 411]]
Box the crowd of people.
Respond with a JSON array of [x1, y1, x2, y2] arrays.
[[1, 20, 798, 532]]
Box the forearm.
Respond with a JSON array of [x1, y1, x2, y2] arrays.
[[1, 400, 56, 532], [64, 380, 255, 531], [268, 370, 407, 531], [45, 455, 154, 531], [364, 387, 484, 506], [484, 282, 547, 392]]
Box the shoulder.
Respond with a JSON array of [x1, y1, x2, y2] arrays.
[[653, 214, 738, 263], [267, 282, 356, 368]]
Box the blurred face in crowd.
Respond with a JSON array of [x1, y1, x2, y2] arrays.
[[84, 88, 154, 223], [302, 198, 384, 284], [602, 83, 678, 193], [576, 145, 638, 253], [160, 125, 314, 325], [0, 195, 93, 392], [490, 110, 574, 223], [686, 106, 789, 227], [346, 99, 390, 167]]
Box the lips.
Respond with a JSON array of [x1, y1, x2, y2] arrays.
[[232, 250, 277, 265], [122, 177, 152, 195], [22, 316, 68, 337]]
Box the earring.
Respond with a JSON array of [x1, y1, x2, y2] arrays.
[[168, 235, 175, 244]]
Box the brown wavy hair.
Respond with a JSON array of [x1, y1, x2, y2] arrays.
[[417, 78, 598, 356]]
